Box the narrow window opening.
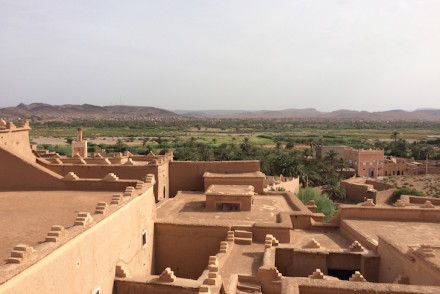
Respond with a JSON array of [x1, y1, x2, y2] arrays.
[[142, 230, 147, 247]]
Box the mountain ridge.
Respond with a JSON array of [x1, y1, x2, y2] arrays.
[[1, 103, 440, 121]]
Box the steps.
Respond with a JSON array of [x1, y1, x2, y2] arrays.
[[236, 275, 261, 294], [234, 230, 252, 245]]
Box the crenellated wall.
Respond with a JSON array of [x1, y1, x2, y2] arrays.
[[40, 160, 169, 201], [0, 182, 157, 294], [0, 121, 34, 162]]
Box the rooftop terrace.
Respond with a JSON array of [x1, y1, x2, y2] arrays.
[[0, 190, 118, 263]]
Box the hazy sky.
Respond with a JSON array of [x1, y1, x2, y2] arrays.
[[1, 1, 439, 111]]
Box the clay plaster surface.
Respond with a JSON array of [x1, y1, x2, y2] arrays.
[[220, 243, 264, 291], [205, 184, 254, 196], [343, 219, 440, 266], [0, 190, 116, 263], [203, 171, 264, 178], [290, 229, 353, 251], [156, 192, 293, 225]]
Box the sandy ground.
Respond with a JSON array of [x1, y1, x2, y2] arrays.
[[380, 174, 440, 197]]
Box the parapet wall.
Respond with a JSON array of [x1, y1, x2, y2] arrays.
[[329, 205, 440, 224], [154, 223, 229, 279], [0, 121, 34, 162], [0, 147, 142, 191], [378, 236, 440, 286], [341, 179, 394, 204], [41, 160, 169, 201], [0, 184, 156, 294], [169, 160, 261, 197]]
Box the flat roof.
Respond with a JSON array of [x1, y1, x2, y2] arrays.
[[290, 229, 353, 251], [156, 192, 293, 226], [203, 171, 265, 178], [343, 219, 440, 268], [0, 190, 118, 263], [205, 185, 254, 196]]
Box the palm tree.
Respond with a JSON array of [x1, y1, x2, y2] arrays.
[[336, 157, 348, 175], [275, 141, 282, 154], [391, 131, 399, 156], [325, 150, 338, 165], [285, 140, 294, 150], [240, 137, 251, 153], [307, 139, 315, 158], [322, 177, 346, 201]]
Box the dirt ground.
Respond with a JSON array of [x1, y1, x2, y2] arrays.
[[380, 174, 440, 198]]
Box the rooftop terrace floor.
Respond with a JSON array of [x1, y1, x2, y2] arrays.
[[0, 190, 117, 263], [156, 192, 293, 226], [290, 228, 353, 251], [344, 219, 440, 267]]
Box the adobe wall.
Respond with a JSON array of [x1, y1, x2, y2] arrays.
[[156, 162, 169, 201], [341, 181, 371, 203], [169, 161, 261, 197], [0, 147, 65, 190], [401, 195, 440, 206], [114, 278, 199, 294], [0, 187, 156, 294], [204, 177, 264, 194], [276, 248, 378, 282], [283, 278, 440, 294], [0, 123, 34, 162], [154, 223, 229, 279], [333, 206, 440, 224], [41, 161, 169, 201], [365, 180, 393, 191], [377, 236, 440, 286]]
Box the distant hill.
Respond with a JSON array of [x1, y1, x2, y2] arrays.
[[0, 103, 182, 121], [2, 103, 440, 122], [177, 108, 440, 121]]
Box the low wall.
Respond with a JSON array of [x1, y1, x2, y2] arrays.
[[341, 179, 395, 204], [374, 189, 395, 205], [204, 176, 264, 194], [0, 186, 156, 294], [330, 205, 440, 224], [283, 277, 440, 294], [378, 236, 440, 286], [114, 277, 200, 294], [169, 161, 261, 197], [341, 181, 371, 203], [154, 223, 229, 279], [40, 160, 169, 201], [365, 180, 393, 191], [401, 195, 440, 205]]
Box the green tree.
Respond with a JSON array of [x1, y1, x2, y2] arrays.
[[297, 188, 337, 220], [285, 140, 294, 150], [322, 177, 346, 201], [325, 150, 338, 165], [391, 131, 399, 156]]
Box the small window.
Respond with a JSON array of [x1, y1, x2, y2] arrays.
[[92, 287, 101, 294], [142, 230, 147, 247]]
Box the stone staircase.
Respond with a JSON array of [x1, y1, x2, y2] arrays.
[[236, 275, 261, 294], [234, 230, 253, 245]]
